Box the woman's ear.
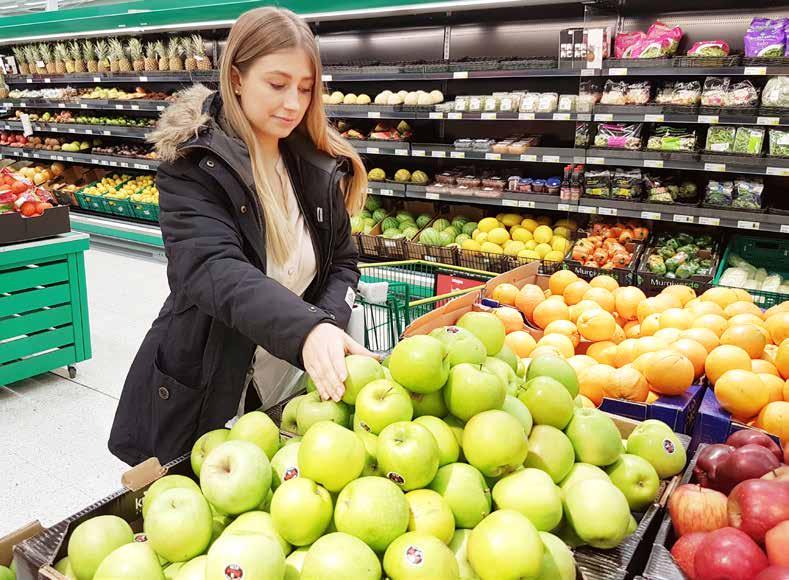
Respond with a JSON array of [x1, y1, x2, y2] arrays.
[[230, 65, 242, 96]]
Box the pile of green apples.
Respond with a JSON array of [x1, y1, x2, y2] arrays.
[[40, 311, 688, 580]]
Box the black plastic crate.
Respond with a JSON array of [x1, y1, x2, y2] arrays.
[[565, 240, 645, 286], [673, 55, 741, 68], [605, 58, 675, 68]]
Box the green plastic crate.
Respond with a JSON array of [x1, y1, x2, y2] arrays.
[[130, 200, 160, 222], [103, 197, 136, 218], [713, 234, 789, 308], [73, 178, 131, 215]]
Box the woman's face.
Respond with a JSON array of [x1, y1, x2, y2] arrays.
[[234, 47, 314, 142]]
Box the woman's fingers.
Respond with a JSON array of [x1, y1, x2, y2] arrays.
[[344, 335, 380, 359]]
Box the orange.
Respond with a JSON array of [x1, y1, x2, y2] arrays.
[[586, 341, 618, 366], [658, 293, 683, 310], [661, 285, 696, 306], [752, 359, 779, 376], [533, 299, 570, 329], [536, 334, 575, 359], [504, 331, 537, 358], [564, 280, 591, 306], [589, 275, 619, 293], [701, 287, 739, 310], [645, 350, 695, 396], [636, 336, 669, 358], [616, 287, 647, 322], [692, 314, 728, 338], [646, 390, 660, 404], [640, 313, 662, 337], [578, 364, 615, 406], [515, 284, 546, 321], [611, 324, 625, 345], [756, 401, 789, 441], [569, 300, 601, 323], [766, 312, 789, 345], [638, 296, 668, 324], [605, 366, 650, 402], [495, 306, 525, 334], [671, 338, 708, 379], [491, 283, 520, 306], [632, 352, 657, 375], [583, 287, 616, 313], [777, 339, 789, 379], [714, 370, 768, 418], [660, 308, 692, 330], [728, 313, 767, 329], [680, 328, 720, 353], [567, 354, 598, 376], [760, 373, 786, 403], [766, 301, 789, 318], [686, 300, 725, 318], [732, 288, 754, 303], [549, 270, 579, 297], [785, 378, 789, 401], [614, 339, 640, 368], [577, 309, 617, 342], [623, 321, 641, 338], [654, 327, 683, 344], [720, 324, 767, 359], [705, 345, 752, 385], [544, 319, 580, 348], [529, 345, 563, 360], [724, 301, 764, 319], [763, 344, 778, 364]]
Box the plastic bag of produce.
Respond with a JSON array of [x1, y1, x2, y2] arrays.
[[762, 274, 783, 292], [769, 129, 789, 157], [615, 31, 646, 58], [733, 126, 765, 155], [701, 77, 730, 107], [578, 81, 602, 112], [732, 177, 764, 209], [647, 125, 698, 151], [720, 267, 749, 287], [584, 169, 612, 197], [593, 123, 643, 149], [626, 81, 651, 105], [744, 19, 785, 57], [645, 173, 674, 203], [706, 125, 736, 152], [601, 80, 628, 105], [762, 76, 789, 108], [687, 40, 730, 57], [612, 168, 642, 199], [726, 80, 759, 108], [656, 82, 675, 104], [704, 179, 734, 206], [672, 81, 702, 106], [575, 122, 591, 147]]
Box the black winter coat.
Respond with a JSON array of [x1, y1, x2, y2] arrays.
[[108, 85, 359, 466]]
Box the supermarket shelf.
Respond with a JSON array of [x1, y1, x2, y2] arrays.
[[590, 109, 789, 127], [0, 120, 150, 140], [3, 71, 219, 85], [585, 149, 789, 177], [1, 98, 169, 112], [0, 146, 159, 170], [351, 141, 585, 164], [600, 65, 789, 77], [321, 68, 587, 82], [70, 212, 166, 259]]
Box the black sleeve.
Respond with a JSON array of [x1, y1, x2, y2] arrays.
[[157, 158, 332, 368]]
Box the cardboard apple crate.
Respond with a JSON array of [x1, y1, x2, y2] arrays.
[[405, 205, 486, 266]]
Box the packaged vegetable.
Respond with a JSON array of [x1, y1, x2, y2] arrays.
[[558, 94, 577, 112], [732, 126, 765, 155], [584, 169, 611, 197], [762, 76, 789, 107], [575, 122, 591, 147], [672, 81, 702, 106], [578, 81, 602, 112], [704, 179, 734, 206], [615, 31, 646, 58], [647, 22, 683, 54], [687, 41, 730, 57], [612, 168, 642, 199], [701, 77, 729, 107], [519, 92, 540, 112], [593, 123, 643, 150], [537, 93, 559, 113], [601, 80, 628, 105], [655, 83, 675, 105], [732, 177, 763, 209], [647, 125, 698, 151], [769, 128, 789, 156], [705, 125, 736, 152], [744, 19, 785, 57], [626, 81, 651, 105], [726, 80, 759, 108]]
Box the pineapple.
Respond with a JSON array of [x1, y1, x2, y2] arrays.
[[25, 46, 38, 75], [69, 40, 84, 73], [143, 42, 158, 72], [167, 38, 184, 71], [83, 40, 97, 73], [183, 37, 196, 71], [189, 34, 212, 71], [109, 38, 131, 73], [128, 38, 144, 72], [13, 47, 28, 75], [39, 44, 55, 74], [95, 40, 110, 73], [155, 41, 168, 72], [34, 45, 48, 74], [54, 42, 68, 75]]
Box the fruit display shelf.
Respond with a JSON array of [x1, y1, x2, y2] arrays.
[[2, 70, 219, 85], [0, 120, 150, 140], [0, 146, 159, 171], [0, 98, 168, 112]]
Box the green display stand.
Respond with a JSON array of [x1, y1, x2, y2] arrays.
[[0, 232, 92, 386]]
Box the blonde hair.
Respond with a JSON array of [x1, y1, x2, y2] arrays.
[[220, 7, 367, 264]]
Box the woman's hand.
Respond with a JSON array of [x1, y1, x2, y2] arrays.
[[302, 323, 378, 402]]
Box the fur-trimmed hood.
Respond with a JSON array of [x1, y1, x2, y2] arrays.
[[148, 84, 214, 163]]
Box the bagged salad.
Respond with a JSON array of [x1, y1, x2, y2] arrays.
[[769, 129, 789, 156], [745, 18, 786, 58], [701, 77, 730, 107], [703, 179, 734, 206], [762, 76, 789, 108], [593, 123, 643, 150], [612, 168, 642, 199], [647, 125, 697, 151], [584, 169, 611, 198], [614, 21, 683, 59], [732, 126, 765, 155], [706, 126, 736, 152], [732, 177, 764, 209], [687, 41, 730, 57], [575, 122, 591, 148], [726, 80, 759, 108]]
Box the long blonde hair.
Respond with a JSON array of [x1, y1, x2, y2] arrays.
[[220, 7, 367, 265]]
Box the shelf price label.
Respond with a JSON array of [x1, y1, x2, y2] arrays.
[[365, 147, 380, 154], [704, 162, 727, 172], [134, 163, 150, 170], [609, 68, 628, 76], [138, 76, 148, 82], [485, 152, 501, 160], [744, 66, 767, 76], [501, 199, 518, 207], [453, 71, 469, 79], [103, 131, 111, 136], [781, 225, 789, 234], [321, 74, 332, 82], [412, 149, 426, 157], [641, 211, 662, 220], [594, 113, 613, 122], [448, 112, 462, 120], [379, 189, 394, 196], [643, 159, 663, 168], [93, 77, 101, 83], [80, 104, 88, 109], [426, 192, 440, 200], [553, 113, 571, 120], [115, 104, 124, 110], [367, 111, 381, 118], [673, 214, 694, 223], [644, 114, 664, 122], [395, 149, 408, 156], [57, 103, 65, 109], [131, 105, 140, 111], [587, 157, 605, 165], [757, 116, 780, 126], [698, 115, 719, 124], [578, 205, 597, 214], [450, 151, 466, 159], [598, 207, 617, 216], [698, 216, 720, 226], [431, 150, 447, 158], [156, 105, 165, 111], [542, 155, 560, 163], [429, 112, 444, 119], [518, 200, 536, 209], [737, 220, 760, 230], [557, 203, 571, 211], [518, 112, 535, 120], [767, 167, 789, 176], [520, 154, 537, 162], [481, 112, 497, 120]]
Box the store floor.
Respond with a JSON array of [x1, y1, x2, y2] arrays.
[[1, 247, 170, 536]]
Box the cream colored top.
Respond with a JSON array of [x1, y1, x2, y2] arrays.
[[242, 155, 317, 413]]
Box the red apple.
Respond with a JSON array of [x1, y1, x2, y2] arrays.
[[669, 484, 728, 537], [694, 527, 769, 580], [766, 521, 789, 566], [716, 444, 781, 495], [756, 567, 789, 580], [727, 430, 783, 462], [728, 479, 789, 543], [694, 444, 735, 489], [671, 532, 708, 579]]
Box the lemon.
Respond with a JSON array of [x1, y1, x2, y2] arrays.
[[504, 241, 526, 256], [553, 226, 571, 239], [524, 240, 538, 250], [481, 241, 504, 255], [518, 249, 541, 260], [512, 228, 533, 243], [478, 217, 499, 233], [501, 213, 523, 227], [521, 218, 539, 232], [551, 237, 571, 254], [476, 232, 488, 244], [536, 243, 553, 258], [487, 227, 511, 246], [536, 216, 553, 226], [533, 225, 554, 244], [461, 239, 482, 251], [544, 250, 565, 262]]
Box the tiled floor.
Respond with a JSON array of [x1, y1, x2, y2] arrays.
[[1, 247, 171, 535]]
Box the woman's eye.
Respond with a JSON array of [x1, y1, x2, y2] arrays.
[[299, 87, 313, 94], [269, 83, 286, 90]]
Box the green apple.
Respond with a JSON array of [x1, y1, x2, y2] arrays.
[[163, 561, 183, 580], [516, 376, 574, 429], [142, 475, 201, 519], [482, 356, 517, 390], [209, 510, 231, 548], [410, 390, 448, 417], [93, 542, 164, 580], [383, 532, 459, 579], [144, 487, 212, 562], [354, 425, 381, 476], [389, 335, 450, 394], [627, 514, 638, 535], [355, 379, 413, 434], [563, 479, 631, 549], [405, 489, 455, 544], [223, 511, 290, 557], [554, 519, 585, 548], [516, 359, 526, 378], [492, 468, 563, 531], [605, 454, 660, 511], [377, 421, 440, 490], [493, 344, 519, 373], [298, 421, 365, 492], [334, 476, 409, 552], [297, 391, 351, 433], [429, 326, 487, 366], [429, 463, 491, 528], [190, 430, 229, 477], [536, 532, 575, 580], [284, 548, 308, 580], [270, 442, 300, 489], [257, 489, 273, 512], [414, 416, 459, 466], [457, 311, 505, 355], [200, 440, 271, 515], [280, 395, 307, 434], [54, 557, 76, 579], [501, 395, 533, 435], [626, 422, 686, 479], [448, 530, 479, 580], [558, 463, 610, 493], [301, 533, 381, 579], [0, 567, 13, 580], [271, 478, 333, 546], [206, 532, 285, 580], [444, 363, 506, 422], [564, 408, 623, 467], [462, 410, 528, 478], [172, 555, 205, 580], [467, 510, 543, 580], [343, 354, 385, 404], [67, 515, 134, 580], [523, 425, 575, 483], [228, 410, 280, 460], [526, 355, 579, 398]]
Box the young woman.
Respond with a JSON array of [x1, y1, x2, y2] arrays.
[[109, 7, 371, 466]]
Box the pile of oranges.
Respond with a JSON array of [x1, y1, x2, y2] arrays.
[[489, 270, 789, 446]]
